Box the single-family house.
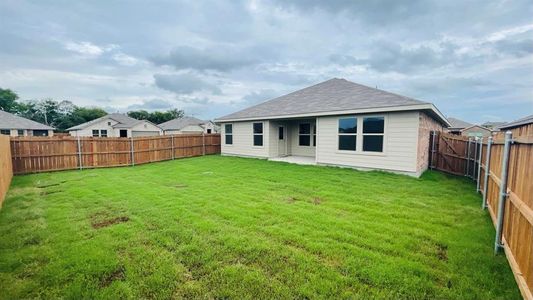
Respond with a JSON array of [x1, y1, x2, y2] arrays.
[[0, 110, 55, 136], [214, 78, 450, 177], [67, 113, 162, 137], [460, 125, 493, 137], [446, 117, 473, 134], [496, 114, 533, 137], [159, 116, 218, 135]]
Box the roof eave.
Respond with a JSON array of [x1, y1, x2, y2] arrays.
[[215, 103, 450, 126]]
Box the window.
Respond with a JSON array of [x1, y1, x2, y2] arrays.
[[107, 121, 111, 126], [278, 127, 284, 140], [207, 129, 212, 134], [17, 130, 24, 136], [92, 129, 99, 137], [32, 130, 49, 136], [253, 123, 263, 146], [0, 129, 10, 135], [224, 124, 233, 145], [363, 117, 384, 152], [100, 130, 108, 137], [338, 117, 357, 151], [298, 123, 311, 146], [313, 125, 317, 146]]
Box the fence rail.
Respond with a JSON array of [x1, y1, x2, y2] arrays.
[[10, 134, 221, 175], [430, 132, 533, 300]]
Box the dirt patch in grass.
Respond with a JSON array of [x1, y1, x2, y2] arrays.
[[312, 197, 322, 205], [100, 266, 126, 287], [436, 242, 448, 261], [36, 183, 60, 188], [174, 184, 188, 189], [286, 196, 297, 203], [92, 216, 129, 229], [40, 190, 63, 196]]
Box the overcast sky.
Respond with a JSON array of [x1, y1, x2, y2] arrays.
[[1, 0, 532, 123]]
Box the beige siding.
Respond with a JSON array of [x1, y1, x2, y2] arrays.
[[417, 112, 443, 174], [221, 121, 270, 158], [316, 112, 419, 174]]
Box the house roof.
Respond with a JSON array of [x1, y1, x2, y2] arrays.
[[461, 125, 491, 132], [215, 78, 449, 126], [447, 117, 473, 130], [0, 110, 55, 130], [481, 121, 507, 128], [67, 113, 160, 130], [158, 116, 207, 131], [497, 114, 533, 130]]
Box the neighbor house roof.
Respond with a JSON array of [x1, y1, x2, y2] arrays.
[[67, 113, 160, 130], [0, 110, 55, 130], [481, 121, 507, 129], [158, 116, 208, 131], [447, 117, 473, 130], [215, 78, 449, 126], [497, 114, 533, 130]]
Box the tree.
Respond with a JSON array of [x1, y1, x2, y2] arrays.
[[0, 88, 19, 112], [127, 109, 184, 124]]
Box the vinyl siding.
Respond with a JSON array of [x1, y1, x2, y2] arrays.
[[316, 112, 419, 173], [220, 121, 270, 158]]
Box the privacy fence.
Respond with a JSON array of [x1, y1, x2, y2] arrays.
[[430, 131, 533, 300], [10, 134, 221, 175], [0, 135, 13, 206]]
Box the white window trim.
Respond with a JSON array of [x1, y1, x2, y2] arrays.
[[361, 116, 386, 154], [224, 123, 234, 146], [252, 122, 264, 147], [336, 115, 387, 156], [298, 122, 313, 147]]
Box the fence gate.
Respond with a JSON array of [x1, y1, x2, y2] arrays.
[[429, 132, 481, 178]]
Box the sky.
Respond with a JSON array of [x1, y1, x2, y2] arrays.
[[0, 0, 532, 123]]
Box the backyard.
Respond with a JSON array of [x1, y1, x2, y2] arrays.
[[0, 155, 520, 299]]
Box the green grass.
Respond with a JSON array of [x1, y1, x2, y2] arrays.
[[0, 155, 520, 299]]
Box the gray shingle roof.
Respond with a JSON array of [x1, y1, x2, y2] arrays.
[[0, 110, 54, 130], [498, 114, 533, 130], [158, 116, 207, 130], [67, 113, 146, 130], [447, 117, 473, 130], [216, 78, 430, 121]]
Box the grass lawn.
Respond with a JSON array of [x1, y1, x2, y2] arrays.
[[0, 155, 520, 299]]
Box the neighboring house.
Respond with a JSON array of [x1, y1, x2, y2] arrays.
[[481, 121, 506, 130], [460, 125, 493, 137], [496, 114, 533, 137], [67, 113, 162, 137], [446, 117, 473, 134], [159, 116, 218, 135], [0, 110, 54, 136], [214, 78, 450, 177]]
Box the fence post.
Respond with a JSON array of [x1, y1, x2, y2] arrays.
[[476, 137, 483, 192], [130, 137, 135, 166], [465, 138, 471, 177], [202, 133, 206, 156], [77, 136, 83, 170], [473, 137, 479, 181], [494, 131, 512, 254], [482, 136, 492, 209], [429, 131, 437, 169], [171, 135, 175, 160]]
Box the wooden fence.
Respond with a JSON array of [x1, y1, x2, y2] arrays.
[[0, 135, 13, 207], [10, 134, 221, 175], [430, 132, 533, 300]]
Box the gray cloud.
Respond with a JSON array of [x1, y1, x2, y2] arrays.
[[126, 99, 174, 111], [150, 46, 262, 72], [153, 73, 222, 95], [241, 89, 278, 105]]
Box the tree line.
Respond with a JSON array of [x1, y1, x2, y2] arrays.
[[0, 88, 184, 132]]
